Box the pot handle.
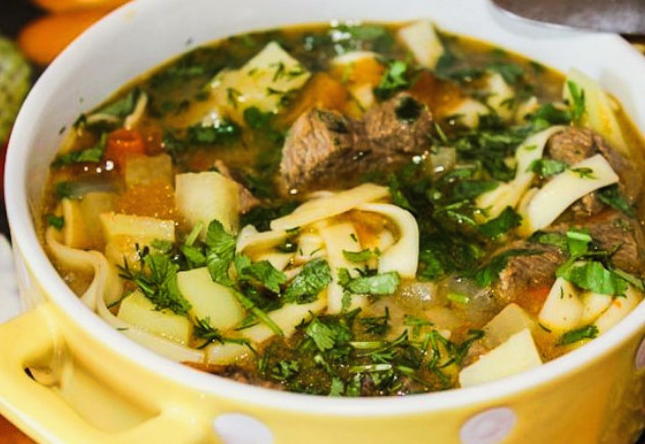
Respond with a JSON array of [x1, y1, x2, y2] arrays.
[[0, 303, 217, 444]]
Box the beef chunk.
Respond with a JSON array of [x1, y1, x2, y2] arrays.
[[546, 127, 640, 217], [279, 108, 360, 194], [361, 92, 434, 161], [213, 160, 261, 214], [575, 211, 645, 274], [279, 93, 432, 194], [494, 242, 566, 310]]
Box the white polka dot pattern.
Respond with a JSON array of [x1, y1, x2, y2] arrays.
[[460, 407, 517, 444], [213, 413, 273, 444], [636, 337, 645, 371]]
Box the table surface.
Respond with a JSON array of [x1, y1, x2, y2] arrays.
[[0, 1, 643, 443]]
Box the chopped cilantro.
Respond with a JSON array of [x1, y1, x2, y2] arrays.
[[283, 258, 332, 304], [234, 254, 287, 294], [571, 167, 595, 179], [95, 89, 139, 118], [566, 80, 586, 122], [52, 133, 107, 167], [487, 62, 524, 84], [557, 325, 598, 346], [119, 253, 192, 316], [477, 206, 521, 239], [403, 314, 433, 338], [528, 158, 568, 178], [340, 270, 401, 296], [204, 220, 237, 286], [556, 261, 628, 296], [188, 120, 240, 144], [597, 185, 635, 217], [45, 214, 64, 230], [359, 308, 390, 335], [374, 60, 409, 100], [194, 317, 252, 350], [342, 249, 378, 263]]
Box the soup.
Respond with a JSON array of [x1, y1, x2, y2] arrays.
[[41, 21, 645, 396]]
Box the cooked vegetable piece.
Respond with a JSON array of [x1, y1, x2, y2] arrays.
[[206, 297, 326, 364], [124, 154, 173, 188], [538, 277, 583, 331], [61, 198, 91, 249], [482, 303, 535, 348], [175, 172, 240, 237], [593, 287, 642, 333], [459, 329, 542, 387], [209, 41, 311, 123], [397, 20, 444, 69], [117, 291, 193, 345], [177, 267, 245, 330]]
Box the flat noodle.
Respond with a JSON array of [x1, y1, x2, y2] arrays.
[[270, 183, 389, 230], [357, 203, 419, 278], [46, 227, 204, 363]]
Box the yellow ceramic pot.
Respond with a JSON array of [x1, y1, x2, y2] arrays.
[[2, 0, 644, 442]]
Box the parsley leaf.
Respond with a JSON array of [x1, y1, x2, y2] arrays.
[[188, 120, 240, 144], [528, 158, 568, 178], [95, 89, 139, 118], [571, 167, 595, 179], [234, 254, 287, 294], [557, 325, 598, 346], [359, 308, 390, 335], [597, 185, 635, 218], [566, 80, 586, 123], [204, 220, 236, 286], [194, 317, 252, 349], [342, 249, 378, 263], [306, 318, 342, 352], [374, 60, 409, 100], [556, 261, 628, 296], [283, 258, 332, 304], [341, 270, 401, 295], [119, 253, 192, 315], [478, 206, 521, 239], [46, 214, 65, 230], [487, 62, 524, 84], [52, 133, 107, 167]]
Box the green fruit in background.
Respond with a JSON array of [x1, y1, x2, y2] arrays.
[[0, 37, 32, 145]]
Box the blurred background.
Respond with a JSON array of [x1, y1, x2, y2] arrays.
[[0, 0, 128, 239]]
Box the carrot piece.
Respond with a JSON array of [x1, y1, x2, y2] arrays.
[[105, 129, 145, 168], [279, 73, 348, 125], [518, 285, 552, 315], [32, 0, 128, 13], [409, 71, 464, 114], [18, 9, 111, 65]]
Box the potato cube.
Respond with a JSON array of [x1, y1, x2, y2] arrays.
[[175, 172, 239, 237], [176, 267, 245, 330], [459, 329, 542, 387], [117, 291, 192, 345]]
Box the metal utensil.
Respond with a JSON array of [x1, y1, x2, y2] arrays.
[[491, 0, 645, 35]]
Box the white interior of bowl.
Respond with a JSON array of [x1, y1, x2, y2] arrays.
[[5, 0, 645, 415]]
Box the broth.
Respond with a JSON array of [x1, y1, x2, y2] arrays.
[[41, 21, 645, 396]]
